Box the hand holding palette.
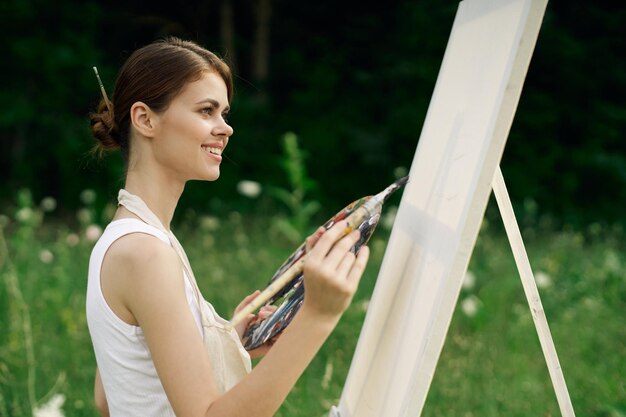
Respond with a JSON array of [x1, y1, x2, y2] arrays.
[[237, 176, 409, 350]]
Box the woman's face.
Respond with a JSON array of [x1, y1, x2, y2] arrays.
[[151, 71, 233, 183]]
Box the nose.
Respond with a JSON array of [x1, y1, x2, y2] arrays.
[[214, 117, 234, 138]]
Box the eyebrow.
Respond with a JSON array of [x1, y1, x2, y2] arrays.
[[195, 98, 230, 112]]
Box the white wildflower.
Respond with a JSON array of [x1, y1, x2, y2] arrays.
[[212, 267, 225, 282], [480, 217, 490, 232], [512, 303, 527, 317], [199, 215, 220, 232], [461, 296, 480, 317], [321, 359, 334, 390], [85, 224, 103, 242], [40, 197, 57, 212], [393, 166, 408, 179], [66, 233, 80, 247], [80, 189, 97, 205], [39, 249, 54, 264], [583, 296, 601, 310], [76, 208, 92, 225], [33, 393, 65, 417], [462, 270, 476, 290], [603, 250, 621, 275], [237, 180, 262, 198], [16, 207, 33, 223], [534, 271, 551, 289]]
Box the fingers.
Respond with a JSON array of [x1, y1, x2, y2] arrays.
[[306, 221, 348, 263], [335, 245, 369, 289], [305, 226, 326, 252], [247, 328, 282, 359], [323, 229, 361, 270], [257, 305, 276, 320], [234, 290, 261, 314], [336, 251, 357, 279], [347, 246, 369, 290], [306, 220, 360, 267], [301, 243, 369, 318], [233, 291, 272, 340]]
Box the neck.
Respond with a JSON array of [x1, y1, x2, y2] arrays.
[[121, 166, 185, 231]]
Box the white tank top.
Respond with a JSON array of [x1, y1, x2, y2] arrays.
[[87, 196, 251, 416]]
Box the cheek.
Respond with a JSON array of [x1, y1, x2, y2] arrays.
[[158, 114, 209, 160], [186, 119, 211, 141], [169, 121, 203, 148]]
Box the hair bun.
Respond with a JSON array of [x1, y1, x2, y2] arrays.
[[89, 100, 120, 152]]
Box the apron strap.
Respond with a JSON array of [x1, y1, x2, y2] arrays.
[[117, 189, 209, 328]]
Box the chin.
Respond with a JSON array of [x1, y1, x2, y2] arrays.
[[201, 170, 221, 182]]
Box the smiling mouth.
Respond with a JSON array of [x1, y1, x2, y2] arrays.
[[201, 145, 223, 156]]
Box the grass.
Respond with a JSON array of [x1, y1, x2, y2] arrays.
[[0, 194, 624, 417]]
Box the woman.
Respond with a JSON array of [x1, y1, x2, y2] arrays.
[[87, 37, 370, 417]]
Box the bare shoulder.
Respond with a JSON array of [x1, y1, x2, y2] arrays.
[[107, 232, 184, 289], [108, 232, 176, 264], [101, 232, 185, 325]]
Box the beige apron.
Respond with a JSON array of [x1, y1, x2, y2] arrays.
[[118, 189, 252, 393]]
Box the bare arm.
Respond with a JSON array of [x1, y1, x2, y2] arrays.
[[113, 220, 368, 417], [94, 367, 109, 417]]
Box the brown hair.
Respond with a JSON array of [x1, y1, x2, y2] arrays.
[[89, 37, 233, 161]]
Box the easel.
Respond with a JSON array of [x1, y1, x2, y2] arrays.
[[329, 0, 576, 416], [492, 167, 575, 416]]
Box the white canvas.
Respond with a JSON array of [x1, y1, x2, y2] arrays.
[[332, 0, 548, 416]]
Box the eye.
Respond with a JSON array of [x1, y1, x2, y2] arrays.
[[200, 106, 214, 115]]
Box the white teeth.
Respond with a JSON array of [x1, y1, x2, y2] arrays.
[[202, 146, 222, 155]]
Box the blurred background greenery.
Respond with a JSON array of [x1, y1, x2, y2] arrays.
[[0, 0, 624, 226], [0, 0, 624, 416]]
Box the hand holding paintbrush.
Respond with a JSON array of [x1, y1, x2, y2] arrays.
[[229, 177, 408, 338], [230, 218, 364, 329]]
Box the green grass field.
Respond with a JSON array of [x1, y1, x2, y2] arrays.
[[0, 194, 624, 416]]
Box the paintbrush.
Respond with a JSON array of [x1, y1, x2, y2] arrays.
[[229, 176, 409, 330]]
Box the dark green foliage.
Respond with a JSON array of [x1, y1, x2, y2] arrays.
[[0, 1, 624, 225]]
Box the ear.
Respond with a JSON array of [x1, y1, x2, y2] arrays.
[[129, 101, 158, 138]]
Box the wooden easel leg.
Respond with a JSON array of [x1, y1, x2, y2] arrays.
[[492, 166, 576, 417]]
